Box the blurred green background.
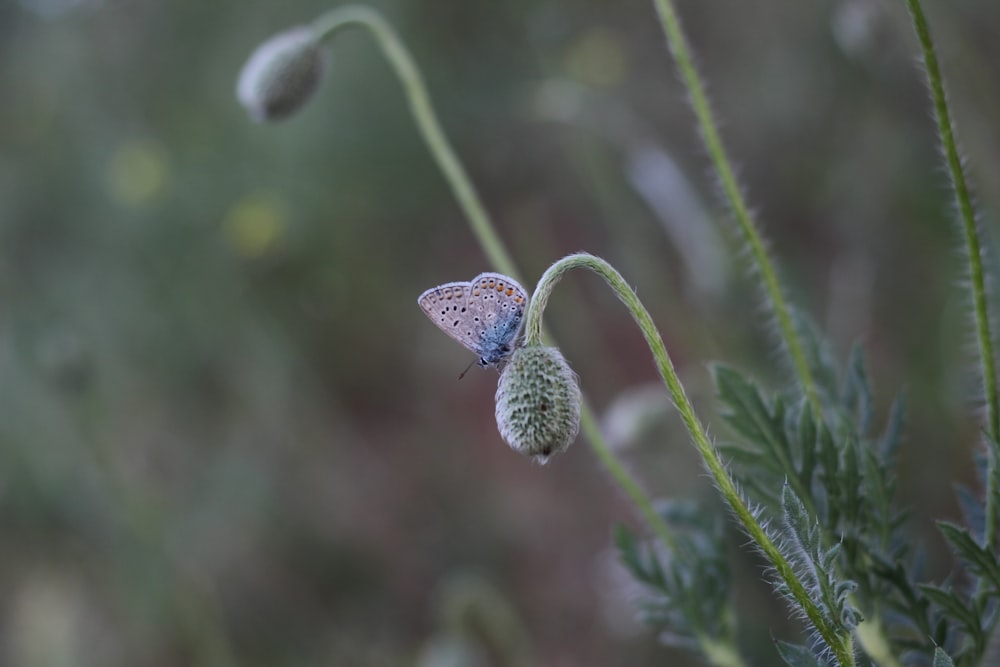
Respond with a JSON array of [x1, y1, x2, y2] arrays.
[[3, 0, 1000, 664]]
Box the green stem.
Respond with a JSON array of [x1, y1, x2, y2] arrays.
[[309, 4, 688, 600], [578, 399, 678, 553], [649, 3, 902, 662], [525, 253, 856, 667], [312, 6, 518, 279], [903, 0, 999, 554], [648, 0, 821, 417]]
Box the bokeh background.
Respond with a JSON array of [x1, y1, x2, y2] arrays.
[[3, 0, 1000, 664]]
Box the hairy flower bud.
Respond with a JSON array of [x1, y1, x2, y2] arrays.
[[236, 27, 328, 122], [495, 345, 581, 464]]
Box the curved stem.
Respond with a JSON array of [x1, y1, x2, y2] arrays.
[[648, 0, 821, 417], [309, 4, 685, 585], [312, 6, 518, 279], [526, 253, 856, 667], [904, 0, 999, 554]]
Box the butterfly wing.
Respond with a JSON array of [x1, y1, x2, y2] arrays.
[[418, 273, 529, 365], [467, 272, 528, 364], [417, 281, 480, 355]]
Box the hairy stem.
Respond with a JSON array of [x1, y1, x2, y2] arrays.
[[526, 253, 856, 667], [647, 0, 821, 416], [903, 0, 999, 554], [310, 3, 687, 593]]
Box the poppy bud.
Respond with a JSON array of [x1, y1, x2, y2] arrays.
[[236, 26, 328, 122], [495, 345, 581, 464]]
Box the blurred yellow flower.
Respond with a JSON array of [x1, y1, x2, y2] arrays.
[[104, 139, 169, 206], [222, 192, 288, 259], [564, 28, 629, 88]]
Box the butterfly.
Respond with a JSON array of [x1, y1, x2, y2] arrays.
[[417, 272, 529, 370]]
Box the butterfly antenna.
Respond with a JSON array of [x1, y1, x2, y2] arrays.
[[457, 358, 478, 380]]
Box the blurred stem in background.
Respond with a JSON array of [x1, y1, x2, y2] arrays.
[[903, 0, 1000, 562], [311, 6, 518, 278]]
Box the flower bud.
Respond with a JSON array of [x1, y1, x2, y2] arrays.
[[495, 345, 581, 464], [236, 27, 328, 122]]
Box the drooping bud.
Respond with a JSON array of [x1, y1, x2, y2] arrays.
[[236, 26, 328, 122], [495, 345, 581, 464]]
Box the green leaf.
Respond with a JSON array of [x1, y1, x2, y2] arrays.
[[841, 434, 863, 524], [782, 483, 818, 555], [716, 441, 772, 469], [918, 585, 980, 634], [933, 647, 955, 667], [842, 342, 872, 433], [937, 521, 1000, 590], [817, 423, 841, 524], [713, 366, 782, 447], [791, 308, 840, 397], [797, 401, 818, 492], [615, 524, 644, 577], [879, 394, 906, 460], [954, 484, 985, 542], [614, 505, 737, 656], [775, 640, 826, 667], [985, 434, 1000, 544]]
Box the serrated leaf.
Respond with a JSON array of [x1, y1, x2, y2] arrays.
[[615, 503, 738, 654], [782, 483, 818, 555], [860, 447, 894, 541], [842, 435, 862, 524], [879, 394, 905, 460], [933, 647, 955, 667], [653, 498, 701, 526], [842, 343, 873, 433], [792, 308, 840, 397], [937, 521, 1000, 590], [741, 477, 783, 509], [821, 543, 841, 570], [615, 524, 645, 579], [954, 483, 986, 543], [919, 585, 979, 631], [775, 640, 826, 667], [798, 400, 818, 492], [984, 434, 1000, 542], [971, 448, 988, 489], [616, 523, 668, 590], [932, 617, 948, 647], [815, 424, 847, 529], [716, 441, 774, 469], [713, 366, 788, 455]]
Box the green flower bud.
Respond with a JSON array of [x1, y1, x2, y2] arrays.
[[495, 345, 581, 464], [236, 27, 328, 122]]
